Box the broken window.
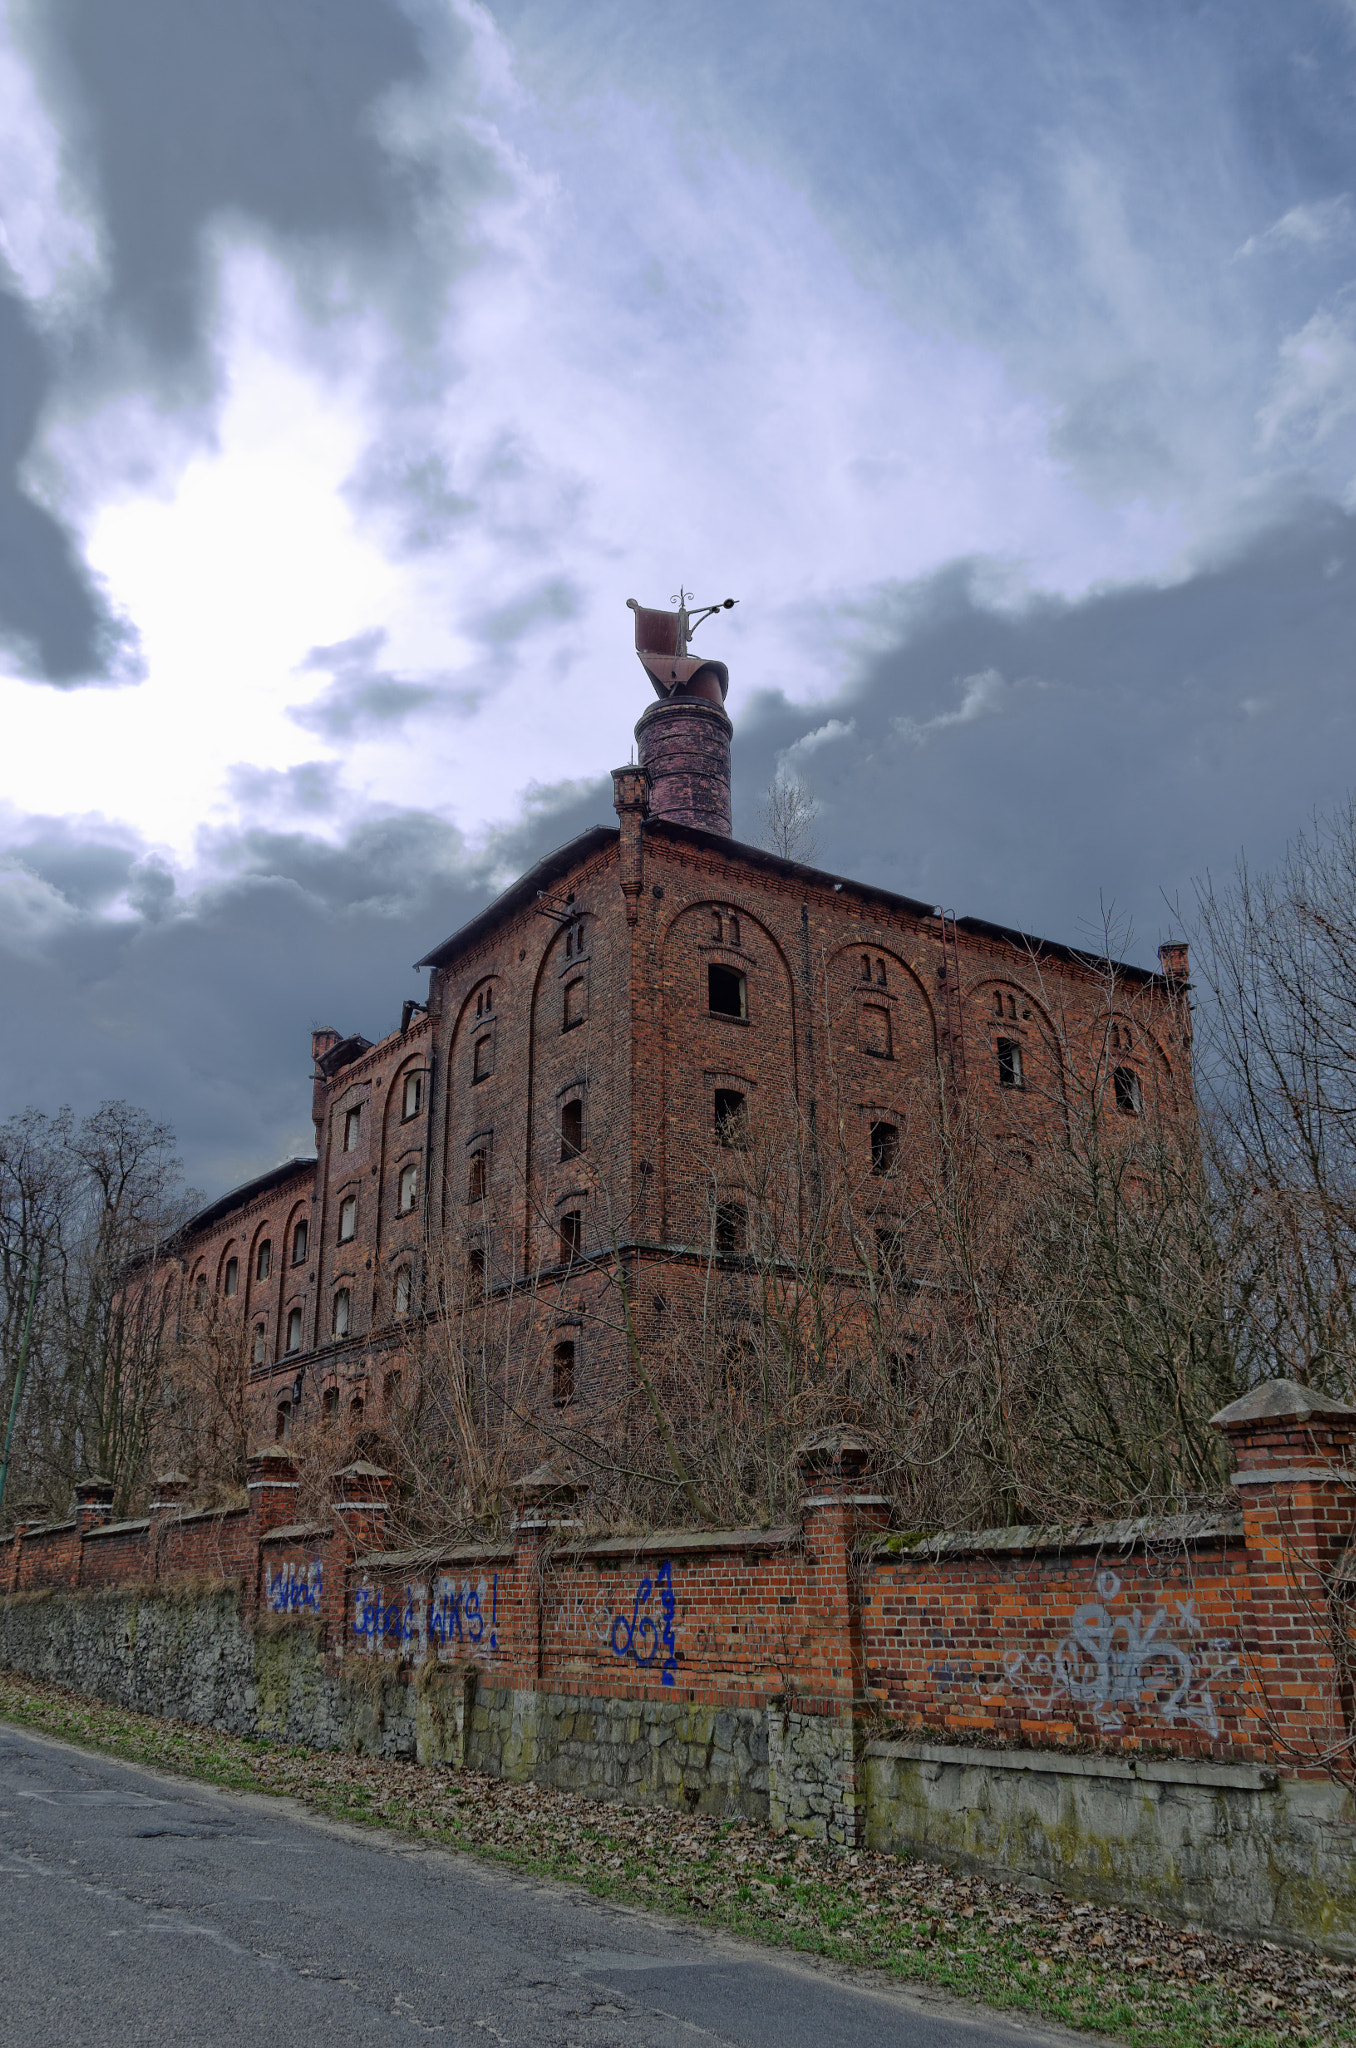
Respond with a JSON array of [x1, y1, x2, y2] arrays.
[[714, 1088, 747, 1147], [256, 1240, 271, 1282], [286, 1306, 303, 1353], [563, 978, 585, 1031], [997, 1039, 1024, 1090], [708, 963, 747, 1018], [338, 1195, 357, 1242], [559, 1211, 583, 1264], [467, 1151, 487, 1201], [714, 1202, 746, 1253], [399, 1163, 419, 1213], [560, 1099, 583, 1159], [552, 1340, 576, 1408], [870, 1120, 899, 1174], [223, 1256, 238, 1297], [861, 1004, 892, 1058], [291, 1218, 308, 1265], [332, 1288, 351, 1338], [1114, 1065, 1142, 1116], [343, 1107, 361, 1152], [402, 1073, 422, 1120]]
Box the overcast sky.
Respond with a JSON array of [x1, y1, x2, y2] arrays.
[[3, 0, 1356, 1193]]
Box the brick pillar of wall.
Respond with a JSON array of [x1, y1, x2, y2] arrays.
[[73, 1478, 115, 1536], [149, 1471, 190, 1513], [634, 698, 733, 836], [1213, 1378, 1356, 1769], [611, 764, 650, 925], [510, 1459, 586, 1691], [769, 1427, 891, 1846], [247, 1448, 300, 1616], [331, 1460, 395, 1558]]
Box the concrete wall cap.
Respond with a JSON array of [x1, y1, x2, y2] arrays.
[[1210, 1378, 1356, 1429]]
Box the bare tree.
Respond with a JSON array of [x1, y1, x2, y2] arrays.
[[757, 771, 819, 864]]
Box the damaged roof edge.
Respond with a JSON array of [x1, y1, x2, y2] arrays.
[[415, 826, 619, 970], [176, 1157, 316, 1242]]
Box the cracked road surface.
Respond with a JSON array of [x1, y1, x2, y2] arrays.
[[0, 1724, 1087, 2048]]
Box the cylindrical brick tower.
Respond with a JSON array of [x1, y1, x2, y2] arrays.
[[634, 697, 733, 835]]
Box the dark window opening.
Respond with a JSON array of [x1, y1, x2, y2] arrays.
[[862, 954, 872, 981], [560, 1099, 583, 1158], [715, 1202, 746, 1253], [714, 1088, 747, 1147], [275, 1402, 291, 1443], [256, 1240, 271, 1281], [708, 963, 747, 1018], [876, 1228, 906, 1281], [467, 1245, 485, 1291], [559, 1211, 582, 1264], [727, 913, 740, 947], [875, 958, 887, 987], [402, 1073, 422, 1120], [468, 1150, 487, 1200], [473, 1035, 492, 1081], [399, 1162, 419, 1212], [194, 1274, 207, 1312], [563, 978, 585, 1030], [997, 1038, 1024, 1089], [861, 1004, 892, 1058], [552, 1340, 575, 1408], [712, 910, 723, 942], [223, 1257, 238, 1297], [349, 1394, 364, 1422], [252, 1322, 266, 1366], [333, 1288, 351, 1338], [1114, 1065, 1142, 1116], [993, 990, 1003, 1015], [887, 1347, 918, 1393], [870, 1120, 899, 1174], [286, 1306, 303, 1353], [292, 1219, 308, 1264], [322, 1387, 339, 1422], [394, 1267, 412, 1316]]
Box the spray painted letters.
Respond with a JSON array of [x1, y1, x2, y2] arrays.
[[610, 1559, 677, 1686], [267, 1558, 322, 1615]]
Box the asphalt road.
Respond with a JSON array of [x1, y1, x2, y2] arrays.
[[0, 1723, 1086, 2048]]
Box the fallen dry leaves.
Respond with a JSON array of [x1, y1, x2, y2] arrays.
[[0, 1667, 1352, 2048]]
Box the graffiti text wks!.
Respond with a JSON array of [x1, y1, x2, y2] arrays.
[[429, 1574, 499, 1656], [267, 1559, 322, 1615]]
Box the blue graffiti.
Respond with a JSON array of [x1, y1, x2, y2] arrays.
[[267, 1559, 322, 1614], [428, 1573, 499, 1655], [351, 1583, 418, 1649], [610, 1558, 676, 1686]]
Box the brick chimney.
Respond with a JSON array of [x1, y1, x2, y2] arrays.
[[634, 698, 733, 836]]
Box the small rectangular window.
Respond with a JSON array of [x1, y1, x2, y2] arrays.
[[560, 1211, 582, 1263], [399, 1163, 420, 1213], [275, 1401, 291, 1443], [403, 1073, 422, 1120], [338, 1194, 357, 1242], [467, 1151, 487, 1201], [861, 1004, 892, 1058], [870, 1121, 899, 1174], [473, 1035, 492, 1082], [1114, 1065, 1142, 1116], [997, 1039, 1024, 1089], [252, 1322, 266, 1366], [708, 964, 747, 1018], [560, 1099, 583, 1158], [223, 1256, 238, 1297], [552, 1340, 575, 1408], [714, 1202, 745, 1253], [714, 1088, 747, 1147], [333, 1288, 351, 1338], [322, 1386, 339, 1421], [292, 1218, 308, 1265], [394, 1266, 412, 1316], [343, 1107, 361, 1152], [256, 1240, 271, 1281], [563, 977, 585, 1030], [286, 1306, 303, 1353]]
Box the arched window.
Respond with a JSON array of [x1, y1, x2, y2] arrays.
[[292, 1218, 308, 1264], [1114, 1066, 1142, 1116], [711, 910, 724, 942], [349, 1393, 364, 1422], [402, 1072, 422, 1120], [394, 1267, 412, 1317], [399, 1163, 420, 1213], [332, 1288, 351, 1338], [343, 1107, 361, 1152], [714, 1089, 747, 1147], [870, 1121, 899, 1174], [286, 1306, 303, 1353], [275, 1401, 291, 1443], [727, 913, 740, 947], [863, 955, 873, 982], [562, 979, 585, 1031], [338, 1195, 356, 1242], [322, 1386, 339, 1421], [252, 1322, 266, 1366], [559, 1211, 582, 1263], [194, 1273, 208, 1312], [223, 1257, 238, 1297], [560, 1100, 583, 1159], [552, 1340, 575, 1408], [997, 1039, 1024, 1089], [256, 1240, 271, 1282]]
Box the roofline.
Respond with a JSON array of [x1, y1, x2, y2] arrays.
[[643, 819, 1167, 986], [175, 1157, 316, 1242], [415, 825, 619, 970]]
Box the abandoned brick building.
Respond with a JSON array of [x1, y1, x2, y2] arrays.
[[153, 599, 1191, 1449]]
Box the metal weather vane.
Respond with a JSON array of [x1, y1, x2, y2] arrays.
[[627, 588, 739, 704]]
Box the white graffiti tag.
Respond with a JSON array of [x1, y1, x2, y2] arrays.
[[1000, 1572, 1238, 1736]]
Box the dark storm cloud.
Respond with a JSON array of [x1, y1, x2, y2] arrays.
[[0, 779, 613, 1194], [0, 288, 141, 684], [289, 631, 444, 740], [730, 501, 1356, 966]]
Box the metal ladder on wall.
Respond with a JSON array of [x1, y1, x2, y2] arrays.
[[938, 910, 968, 1098]]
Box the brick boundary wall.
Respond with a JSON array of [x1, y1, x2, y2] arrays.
[[4, 1382, 1356, 1951]]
